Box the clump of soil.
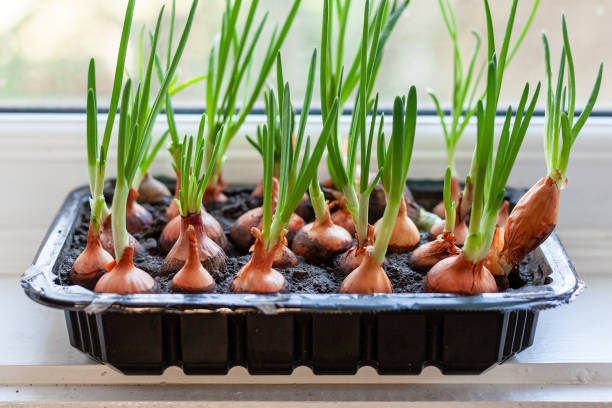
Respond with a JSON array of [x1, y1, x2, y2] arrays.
[[55, 178, 543, 294]]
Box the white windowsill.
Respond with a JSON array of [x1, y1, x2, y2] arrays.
[[1, 113, 612, 405]]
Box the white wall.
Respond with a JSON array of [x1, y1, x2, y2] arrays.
[[1, 113, 610, 278]]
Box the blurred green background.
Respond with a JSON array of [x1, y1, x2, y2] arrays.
[[0, 0, 608, 110]]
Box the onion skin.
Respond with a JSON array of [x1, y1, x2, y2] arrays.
[[229, 206, 304, 252], [484, 201, 510, 278], [170, 226, 215, 293], [424, 253, 497, 294], [159, 211, 228, 254], [340, 248, 392, 294], [165, 172, 181, 221], [94, 246, 155, 294], [70, 222, 113, 290], [331, 202, 356, 236], [373, 197, 420, 253], [230, 206, 264, 251], [125, 188, 153, 233], [229, 178, 304, 252], [100, 216, 142, 257], [339, 225, 374, 274], [137, 172, 171, 204], [271, 244, 298, 269], [251, 179, 264, 198], [160, 213, 226, 274], [369, 185, 421, 224], [295, 193, 314, 221], [484, 225, 505, 277], [499, 176, 560, 274], [292, 205, 353, 264], [433, 175, 460, 218], [231, 228, 287, 293], [203, 173, 229, 205], [430, 217, 468, 246], [202, 210, 229, 251], [410, 230, 459, 273]]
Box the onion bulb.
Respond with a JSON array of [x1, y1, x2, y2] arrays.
[[410, 230, 459, 273], [339, 225, 374, 274], [159, 211, 228, 254], [231, 228, 287, 293], [170, 225, 216, 293], [292, 204, 353, 264], [424, 252, 497, 294], [498, 175, 560, 274], [339, 246, 392, 294], [137, 172, 171, 204], [94, 245, 155, 294], [160, 213, 226, 274], [125, 187, 153, 233], [230, 178, 304, 252], [373, 197, 420, 253], [70, 222, 113, 290]]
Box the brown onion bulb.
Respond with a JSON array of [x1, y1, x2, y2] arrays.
[[499, 176, 561, 274], [331, 201, 356, 236], [429, 211, 468, 246], [99, 216, 142, 257], [137, 172, 171, 204], [70, 222, 113, 290], [292, 204, 353, 264], [251, 179, 264, 198], [160, 213, 226, 274], [340, 247, 392, 294], [373, 197, 420, 253], [339, 225, 374, 274], [203, 173, 228, 205], [424, 253, 497, 294], [165, 172, 181, 221], [94, 246, 155, 294], [231, 228, 287, 293], [410, 230, 459, 273], [159, 211, 227, 254], [170, 226, 215, 293], [229, 177, 304, 252], [125, 188, 153, 233]]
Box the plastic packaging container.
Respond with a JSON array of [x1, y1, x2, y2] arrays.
[[21, 182, 583, 375]]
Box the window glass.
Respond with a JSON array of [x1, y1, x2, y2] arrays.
[[0, 0, 608, 110]]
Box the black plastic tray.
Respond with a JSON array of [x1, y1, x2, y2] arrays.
[[21, 181, 583, 375]]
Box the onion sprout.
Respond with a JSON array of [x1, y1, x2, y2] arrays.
[[429, 0, 540, 177], [497, 14, 603, 276], [461, 65, 540, 264], [231, 52, 338, 293], [542, 14, 603, 187], [111, 0, 198, 261], [371, 91, 417, 265], [325, 0, 388, 253], [201, 0, 302, 202], [320, 0, 409, 112]]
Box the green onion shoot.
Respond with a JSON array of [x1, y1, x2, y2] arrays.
[[161, 115, 227, 288], [201, 0, 302, 204], [69, 0, 137, 290], [498, 13, 603, 276], [232, 52, 339, 293], [340, 90, 417, 294], [410, 167, 460, 272], [425, 27, 541, 294], [429, 0, 538, 219], [95, 0, 199, 294]]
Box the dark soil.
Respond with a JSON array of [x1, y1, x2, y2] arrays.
[[55, 178, 544, 294]]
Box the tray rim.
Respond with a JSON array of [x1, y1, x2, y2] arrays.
[[20, 183, 584, 314]]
